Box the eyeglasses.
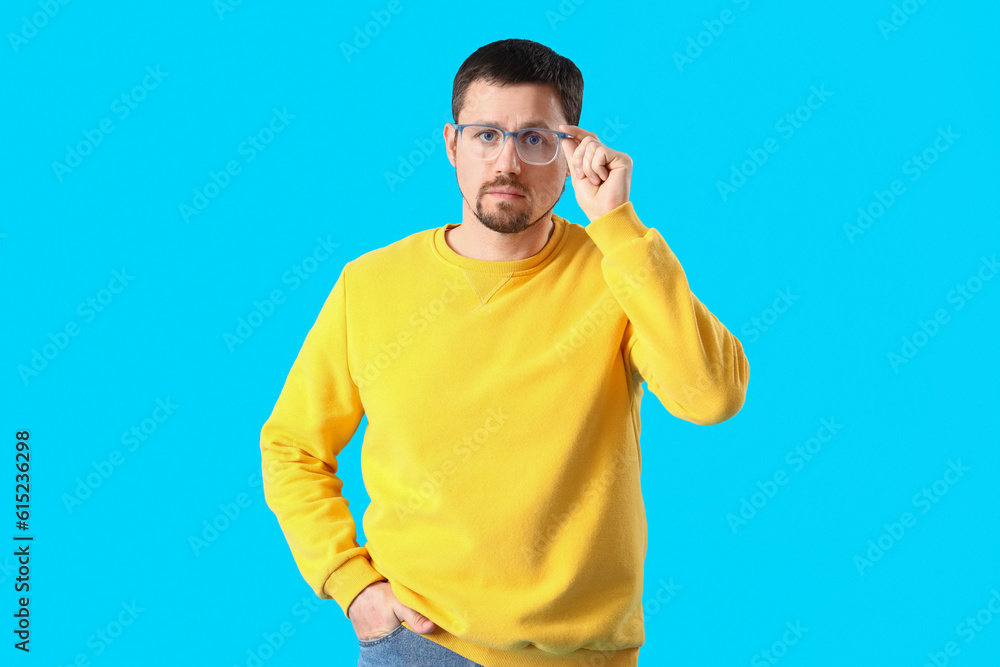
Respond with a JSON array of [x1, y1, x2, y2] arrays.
[[452, 123, 574, 166]]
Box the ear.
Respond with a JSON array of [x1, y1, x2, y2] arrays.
[[444, 123, 457, 167]]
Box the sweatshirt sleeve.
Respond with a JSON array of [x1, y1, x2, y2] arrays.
[[259, 266, 387, 617], [584, 201, 750, 425]]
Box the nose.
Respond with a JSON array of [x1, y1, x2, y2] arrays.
[[492, 135, 521, 174]]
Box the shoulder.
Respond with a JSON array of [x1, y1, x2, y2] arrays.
[[343, 226, 437, 279], [555, 213, 603, 260]]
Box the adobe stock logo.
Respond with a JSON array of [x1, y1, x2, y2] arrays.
[[844, 127, 959, 244], [18, 268, 134, 386], [55, 600, 145, 665], [7, 0, 72, 53], [921, 586, 1000, 667], [853, 459, 970, 575], [887, 255, 996, 372], [727, 417, 843, 534], [61, 398, 179, 514], [740, 288, 799, 344], [339, 0, 403, 63], [878, 0, 932, 40], [188, 473, 262, 556], [223, 236, 339, 352], [179, 107, 295, 224], [751, 621, 809, 667], [672, 0, 753, 73], [354, 277, 465, 388], [384, 111, 452, 192], [544, 0, 587, 30], [213, 0, 245, 20], [52, 66, 169, 182], [717, 85, 833, 201], [394, 407, 510, 522]]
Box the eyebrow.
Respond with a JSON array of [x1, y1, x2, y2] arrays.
[[474, 119, 555, 130]]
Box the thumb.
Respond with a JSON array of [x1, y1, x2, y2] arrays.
[[400, 605, 436, 634]]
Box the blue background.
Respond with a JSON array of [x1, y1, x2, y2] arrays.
[[2, 1, 998, 665]]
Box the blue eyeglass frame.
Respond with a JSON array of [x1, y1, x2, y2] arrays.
[[452, 123, 575, 165]]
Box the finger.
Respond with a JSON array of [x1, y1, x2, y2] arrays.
[[558, 123, 597, 142], [581, 140, 601, 185], [563, 142, 577, 179], [574, 136, 594, 180], [591, 146, 610, 181], [401, 605, 436, 634], [561, 140, 578, 178], [559, 123, 596, 174]]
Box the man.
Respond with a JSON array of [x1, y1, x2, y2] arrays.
[[260, 38, 749, 667]]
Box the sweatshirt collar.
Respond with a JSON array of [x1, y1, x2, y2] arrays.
[[432, 214, 568, 275]]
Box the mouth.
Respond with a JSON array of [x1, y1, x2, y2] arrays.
[[487, 189, 525, 199]]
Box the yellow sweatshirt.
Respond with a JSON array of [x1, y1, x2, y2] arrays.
[[260, 201, 749, 667]]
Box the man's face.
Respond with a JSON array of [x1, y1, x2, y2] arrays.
[[445, 79, 570, 235]]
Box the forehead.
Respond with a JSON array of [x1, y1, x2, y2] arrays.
[[459, 79, 565, 128]]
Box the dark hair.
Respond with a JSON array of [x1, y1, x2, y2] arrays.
[[451, 39, 583, 127]]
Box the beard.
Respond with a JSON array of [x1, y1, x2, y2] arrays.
[[475, 193, 532, 234], [471, 179, 567, 235]]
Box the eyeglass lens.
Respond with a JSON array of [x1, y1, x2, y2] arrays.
[[461, 125, 560, 164]]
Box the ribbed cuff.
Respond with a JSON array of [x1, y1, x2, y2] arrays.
[[323, 554, 388, 619], [584, 201, 649, 255]]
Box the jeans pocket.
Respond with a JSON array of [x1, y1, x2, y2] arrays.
[[357, 623, 407, 648]]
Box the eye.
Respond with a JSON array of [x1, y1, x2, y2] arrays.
[[475, 130, 498, 142]]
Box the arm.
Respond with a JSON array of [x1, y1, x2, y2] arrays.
[[260, 267, 386, 617], [586, 201, 750, 425]]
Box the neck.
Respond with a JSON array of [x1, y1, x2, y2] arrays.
[[446, 208, 556, 262]]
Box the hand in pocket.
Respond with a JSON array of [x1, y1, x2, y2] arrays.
[[348, 581, 437, 641]]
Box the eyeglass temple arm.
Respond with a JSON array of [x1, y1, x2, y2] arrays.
[[452, 123, 574, 140]]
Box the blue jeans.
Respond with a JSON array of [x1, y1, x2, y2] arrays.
[[357, 624, 484, 667]]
